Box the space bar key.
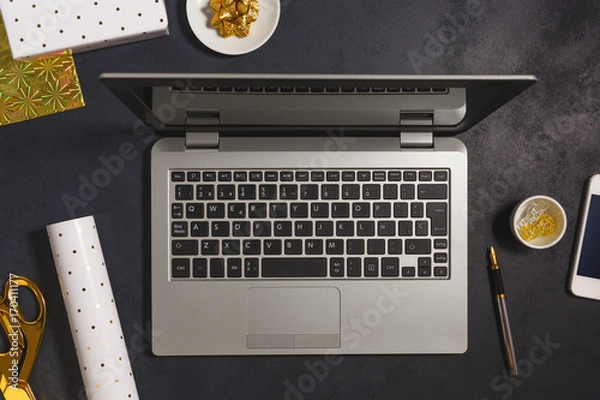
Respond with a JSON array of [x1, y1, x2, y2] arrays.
[[262, 258, 327, 277]]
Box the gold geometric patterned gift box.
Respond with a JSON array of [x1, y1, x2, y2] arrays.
[[0, 16, 84, 126]]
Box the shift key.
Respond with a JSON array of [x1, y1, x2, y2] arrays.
[[172, 240, 199, 255]]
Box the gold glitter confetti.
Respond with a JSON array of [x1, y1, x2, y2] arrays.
[[0, 15, 84, 126]]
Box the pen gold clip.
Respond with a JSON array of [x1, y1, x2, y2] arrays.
[[0, 275, 47, 400], [488, 246, 518, 377]]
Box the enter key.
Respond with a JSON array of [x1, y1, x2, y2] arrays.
[[426, 202, 447, 236]]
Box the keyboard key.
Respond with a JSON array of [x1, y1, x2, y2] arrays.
[[381, 258, 399, 277], [262, 258, 327, 277], [364, 258, 379, 277], [347, 239, 365, 255], [367, 239, 385, 255], [388, 171, 402, 181], [284, 239, 303, 255], [383, 184, 398, 200], [264, 239, 282, 255], [363, 184, 380, 199], [222, 240, 240, 255], [265, 171, 278, 181], [175, 185, 194, 200], [228, 203, 246, 219], [347, 258, 362, 277], [331, 203, 350, 218], [280, 171, 294, 181], [243, 240, 261, 255], [232, 221, 251, 236], [404, 171, 417, 181], [211, 221, 229, 236], [186, 203, 204, 219], [372, 171, 386, 181], [244, 258, 259, 277], [197, 185, 215, 200], [388, 239, 403, 255], [342, 184, 360, 199], [259, 184, 277, 199], [171, 171, 185, 182], [248, 203, 267, 218], [187, 171, 201, 181], [295, 221, 313, 236], [172, 203, 184, 219], [290, 203, 309, 218], [311, 203, 329, 218], [253, 221, 272, 236], [402, 267, 416, 277], [280, 184, 298, 200], [357, 221, 375, 236], [434, 267, 448, 277], [321, 185, 339, 200], [193, 258, 207, 277], [325, 239, 344, 255], [398, 221, 413, 236], [418, 266, 432, 277], [352, 203, 370, 218], [300, 184, 319, 200], [342, 171, 356, 181], [295, 171, 309, 181], [227, 258, 242, 277], [394, 202, 409, 218], [418, 257, 432, 267], [217, 185, 235, 199], [419, 171, 432, 181], [172, 259, 190, 278], [237, 185, 256, 200], [373, 203, 391, 218], [411, 202, 424, 218], [405, 239, 431, 255], [172, 222, 188, 237], [434, 171, 448, 181], [377, 221, 395, 236], [218, 171, 232, 181], [358, 171, 371, 181], [203, 171, 216, 181], [172, 240, 198, 255], [234, 171, 248, 181], [418, 184, 448, 200], [305, 239, 323, 255], [311, 171, 325, 181], [190, 221, 209, 237], [249, 171, 263, 181], [315, 221, 334, 236], [427, 202, 448, 236], [415, 220, 429, 236], [434, 253, 448, 263], [274, 221, 292, 236], [330, 258, 344, 277], [210, 258, 225, 278], [269, 203, 288, 218], [201, 240, 219, 255], [336, 221, 354, 236], [206, 203, 225, 218], [400, 184, 415, 199], [326, 171, 340, 181]]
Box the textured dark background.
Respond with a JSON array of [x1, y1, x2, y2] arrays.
[[1, 0, 599, 399]]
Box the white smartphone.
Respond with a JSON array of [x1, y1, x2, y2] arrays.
[[570, 174, 600, 300]]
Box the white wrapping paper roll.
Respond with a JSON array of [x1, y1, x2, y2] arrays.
[[47, 216, 139, 400]]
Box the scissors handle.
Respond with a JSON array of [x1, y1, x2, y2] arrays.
[[0, 275, 46, 386]]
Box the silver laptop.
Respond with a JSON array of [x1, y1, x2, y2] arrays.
[[101, 74, 536, 355]]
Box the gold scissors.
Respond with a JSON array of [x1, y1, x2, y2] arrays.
[[0, 275, 46, 400]]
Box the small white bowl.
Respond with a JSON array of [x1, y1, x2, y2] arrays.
[[510, 195, 567, 249]]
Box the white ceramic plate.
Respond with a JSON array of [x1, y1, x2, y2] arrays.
[[186, 0, 280, 55]]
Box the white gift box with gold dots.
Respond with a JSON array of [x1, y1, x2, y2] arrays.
[[0, 0, 169, 59]]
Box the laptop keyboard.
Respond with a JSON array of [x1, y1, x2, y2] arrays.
[[169, 169, 449, 280]]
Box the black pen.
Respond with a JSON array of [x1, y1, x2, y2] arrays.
[[489, 246, 518, 376]]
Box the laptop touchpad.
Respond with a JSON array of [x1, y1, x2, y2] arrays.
[[246, 287, 341, 348]]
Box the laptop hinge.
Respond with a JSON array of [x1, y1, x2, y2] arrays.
[[399, 112, 434, 149], [185, 132, 220, 149]]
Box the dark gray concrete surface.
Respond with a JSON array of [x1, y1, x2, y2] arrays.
[[1, 0, 598, 399]]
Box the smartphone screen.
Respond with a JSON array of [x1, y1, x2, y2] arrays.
[[577, 194, 600, 279]]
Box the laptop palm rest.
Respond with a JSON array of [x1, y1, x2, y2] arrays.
[[246, 287, 341, 348]]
